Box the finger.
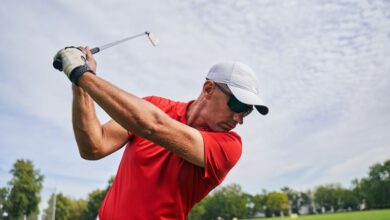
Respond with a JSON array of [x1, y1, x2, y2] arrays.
[[78, 46, 87, 55], [85, 47, 92, 57]]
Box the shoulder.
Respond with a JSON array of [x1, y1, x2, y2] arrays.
[[201, 131, 242, 147], [200, 131, 242, 183], [143, 96, 180, 107], [143, 96, 188, 116]]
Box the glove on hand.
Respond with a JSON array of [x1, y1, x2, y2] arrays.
[[53, 47, 94, 85]]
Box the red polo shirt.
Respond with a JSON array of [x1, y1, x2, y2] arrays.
[[99, 96, 242, 220]]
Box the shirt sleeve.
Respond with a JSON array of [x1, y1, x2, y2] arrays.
[[200, 131, 242, 184], [142, 96, 160, 105]]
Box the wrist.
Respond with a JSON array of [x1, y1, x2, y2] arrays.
[[70, 65, 96, 86], [76, 71, 96, 88]]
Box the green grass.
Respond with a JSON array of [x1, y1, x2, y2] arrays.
[[244, 209, 390, 220]]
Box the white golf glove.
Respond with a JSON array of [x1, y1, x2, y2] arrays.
[[53, 47, 94, 85]]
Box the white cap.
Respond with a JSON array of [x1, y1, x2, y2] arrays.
[[206, 61, 269, 115]]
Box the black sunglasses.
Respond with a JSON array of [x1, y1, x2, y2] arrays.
[[215, 83, 253, 117]]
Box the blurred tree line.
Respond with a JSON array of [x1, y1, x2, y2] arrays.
[[0, 159, 389, 219], [188, 159, 390, 219]]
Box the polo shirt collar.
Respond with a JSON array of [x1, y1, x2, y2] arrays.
[[177, 100, 194, 124]]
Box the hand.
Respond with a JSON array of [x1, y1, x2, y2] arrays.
[[79, 46, 97, 72], [53, 47, 95, 85]]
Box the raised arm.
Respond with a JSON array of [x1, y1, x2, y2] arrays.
[[72, 85, 129, 160], [77, 72, 205, 166], [54, 46, 204, 166]]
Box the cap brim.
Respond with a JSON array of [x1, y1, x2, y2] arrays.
[[228, 85, 269, 115]]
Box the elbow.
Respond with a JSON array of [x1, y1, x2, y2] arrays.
[[137, 126, 155, 139], [122, 105, 167, 139], [80, 152, 102, 160], [77, 143, 104, 160], [131, 114, 163, 138], [136, 121, 165, 139]]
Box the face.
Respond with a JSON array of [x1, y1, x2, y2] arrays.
[[203, 82, 253, 132]]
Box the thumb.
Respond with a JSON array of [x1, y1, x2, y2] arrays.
[[85, 46, 92, 57]]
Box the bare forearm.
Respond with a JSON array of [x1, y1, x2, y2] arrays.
[[77, 73, 161, 137], [72, 85, 104, 159]]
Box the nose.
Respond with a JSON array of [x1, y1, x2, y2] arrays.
[[233, 113, 244, 125]]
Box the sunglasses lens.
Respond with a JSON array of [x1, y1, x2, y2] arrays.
[[227, 96, 253, 116]]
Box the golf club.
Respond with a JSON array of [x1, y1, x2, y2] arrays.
[[90, 31, 159, 54], [53, 31, 159, 70]]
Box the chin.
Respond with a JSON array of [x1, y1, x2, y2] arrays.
[[208, 126, 223, 132], [215, 125, 232, 132], [209, 122, 233, 132]]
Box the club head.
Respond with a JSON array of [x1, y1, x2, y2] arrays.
[[146, 32, 159, 47]]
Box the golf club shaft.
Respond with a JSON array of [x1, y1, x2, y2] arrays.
[[90, 32, 147, 54]]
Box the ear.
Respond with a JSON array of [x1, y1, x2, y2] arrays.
[[202, 80, 216, 99]]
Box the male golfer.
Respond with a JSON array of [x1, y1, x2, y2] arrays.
[[53, 47, 268, 219]]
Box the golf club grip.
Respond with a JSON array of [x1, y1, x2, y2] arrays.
[[90, 47, 100, 54]]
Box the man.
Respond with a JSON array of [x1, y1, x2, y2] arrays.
[[53, 46, 268, 219]]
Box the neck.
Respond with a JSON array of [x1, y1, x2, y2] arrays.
[[186, 97, 208, 129]]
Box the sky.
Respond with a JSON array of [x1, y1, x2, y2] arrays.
[[1, 0, 390, 215]]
